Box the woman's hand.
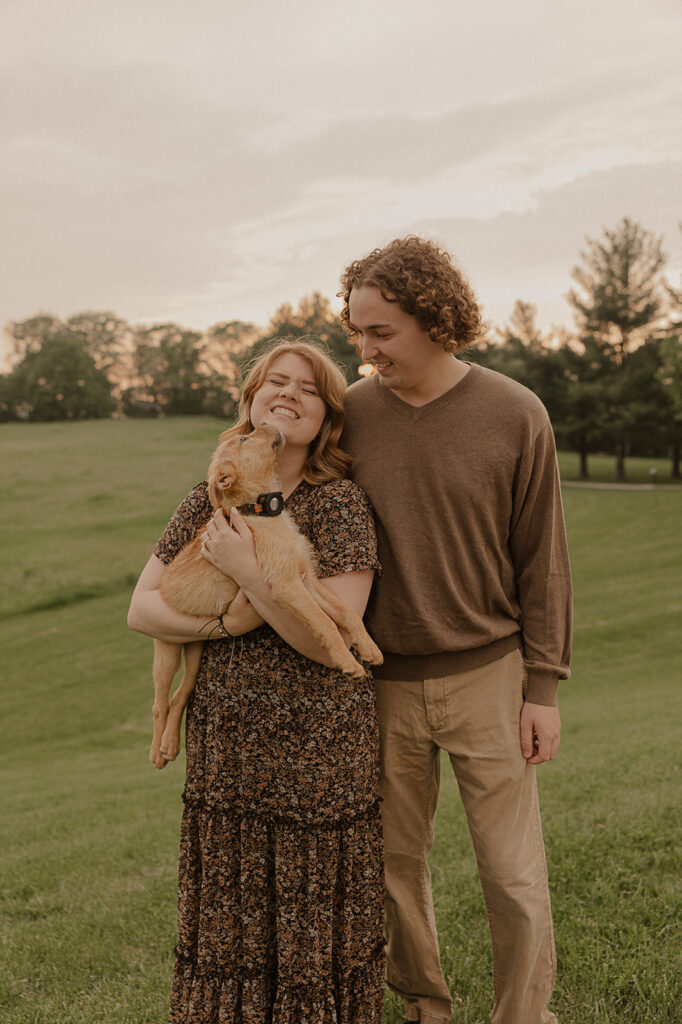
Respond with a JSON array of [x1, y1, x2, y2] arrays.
[[222, 587, 264, 635], [201, 508, 262, 588]]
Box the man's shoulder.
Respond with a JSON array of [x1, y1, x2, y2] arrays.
[[344, 374, 382, 424], [467, 363, 550, 425], [346, 374, 377, 403]]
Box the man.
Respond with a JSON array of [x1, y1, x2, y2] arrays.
[[339, 236, 571, 1024]]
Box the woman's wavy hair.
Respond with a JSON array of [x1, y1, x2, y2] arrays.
[[226, 336, 351, 485], [339, 235, 482, 353]]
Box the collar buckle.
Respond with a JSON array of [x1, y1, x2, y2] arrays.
[[238, 491, 285, 517]]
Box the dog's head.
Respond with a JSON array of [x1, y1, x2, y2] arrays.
[[207, 422, 285, 510]]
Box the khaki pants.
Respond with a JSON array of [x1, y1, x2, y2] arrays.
[[375, 650, 558, 1024]]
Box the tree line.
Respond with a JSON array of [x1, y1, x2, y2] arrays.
[[0, 294, 361, 424], [1, 217, 680, 481]]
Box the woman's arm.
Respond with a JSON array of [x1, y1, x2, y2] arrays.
[[127, 555, 260, 642], [201, 508, 375, 667], [127, 555, 225, 643]]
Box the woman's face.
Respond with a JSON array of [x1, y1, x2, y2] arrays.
[[249, 353, 327, 452]]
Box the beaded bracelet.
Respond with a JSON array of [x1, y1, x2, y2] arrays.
[[203, 615, 230, 640]]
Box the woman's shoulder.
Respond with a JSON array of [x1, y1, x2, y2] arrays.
[[153, 482, 213, 564], [180, 480, 211, 508], [311, 477, 373, 510], [169, 481, 213, 526], [306, 477, 379, 578]]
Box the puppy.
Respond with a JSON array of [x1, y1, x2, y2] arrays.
[[150, 422, 383, 768]]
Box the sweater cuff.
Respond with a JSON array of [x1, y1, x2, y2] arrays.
[[524, 670, 559, 707]]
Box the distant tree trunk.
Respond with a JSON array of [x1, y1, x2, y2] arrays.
[[579, 448, 589, 480], [671, 439, 681, 480], [615, 438, 626, 482]]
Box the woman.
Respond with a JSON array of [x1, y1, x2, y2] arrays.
[[128, 338, 384, 1024]]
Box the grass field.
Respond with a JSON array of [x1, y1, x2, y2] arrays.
[[1, 418, 681, 1024]]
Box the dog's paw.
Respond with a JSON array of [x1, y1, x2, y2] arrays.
[[343, 659, 367, 679], [150, 745, 168, 770], [354, 638, 383, 665], [160, 728, 181, 763]]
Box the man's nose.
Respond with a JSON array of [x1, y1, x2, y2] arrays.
[[359, 335, 375, 359]]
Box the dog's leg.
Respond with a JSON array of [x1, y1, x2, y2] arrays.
[[271, 578, 366, 677], [306, 580, 383, 665], [151, 640, 182, 768], [159, 641, 204, 764]]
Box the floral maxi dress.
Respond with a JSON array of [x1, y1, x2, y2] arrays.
[[154, 478, 385, 1024]]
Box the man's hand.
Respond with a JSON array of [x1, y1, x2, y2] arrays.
[[520, 702, 561, 764]]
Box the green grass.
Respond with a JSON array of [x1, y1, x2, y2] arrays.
[[0, 418, 225, 619], [1, 419, 681, 1024]]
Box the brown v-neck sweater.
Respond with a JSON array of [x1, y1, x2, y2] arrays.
[[342, 363, 572, 706]]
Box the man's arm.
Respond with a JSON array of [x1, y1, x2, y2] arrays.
[[510, 421, 572, 761]]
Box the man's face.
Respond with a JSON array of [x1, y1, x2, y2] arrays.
[[348, 285, 439, 398]]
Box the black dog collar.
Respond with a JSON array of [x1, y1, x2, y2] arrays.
[[236, 491, 285, 517]]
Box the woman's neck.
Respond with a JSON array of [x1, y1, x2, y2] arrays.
[[276, 445, 308, 498]]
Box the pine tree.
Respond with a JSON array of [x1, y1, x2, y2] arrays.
[[566, 218, 670, 479]]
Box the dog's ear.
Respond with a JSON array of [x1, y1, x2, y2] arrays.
[[208, 462, 238, 509], [218, 429, 233, 443]]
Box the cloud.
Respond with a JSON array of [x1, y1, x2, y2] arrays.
[[1, 0, 680, 345]]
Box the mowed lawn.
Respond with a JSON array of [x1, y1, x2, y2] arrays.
[[1, 419, 680, 1024]]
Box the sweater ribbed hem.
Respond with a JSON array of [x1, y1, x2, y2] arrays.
[[372, 633, 522, 681], [524, 670, 560, 707]]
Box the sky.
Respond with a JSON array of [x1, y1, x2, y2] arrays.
[[1, 0, 680, 361]]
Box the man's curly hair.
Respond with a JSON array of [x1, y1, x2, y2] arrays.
[[339, 235, 482, 353]]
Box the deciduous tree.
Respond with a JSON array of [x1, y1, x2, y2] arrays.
[[122, 323, 235, 418], [240, 293, 362, 382], [0, 335, 114, 421]]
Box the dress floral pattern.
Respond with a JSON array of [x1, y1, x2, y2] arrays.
[[154, 478, 385, 1024]]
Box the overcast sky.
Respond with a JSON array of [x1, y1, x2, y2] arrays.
[[1, 0, 680, 358]]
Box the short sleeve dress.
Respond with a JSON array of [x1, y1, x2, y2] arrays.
[[154, 477, 385, 1024]]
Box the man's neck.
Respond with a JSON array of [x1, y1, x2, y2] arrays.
[[387, 356, 470, 408]]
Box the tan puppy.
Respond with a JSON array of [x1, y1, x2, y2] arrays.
[[151, 422, 383, 768]]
